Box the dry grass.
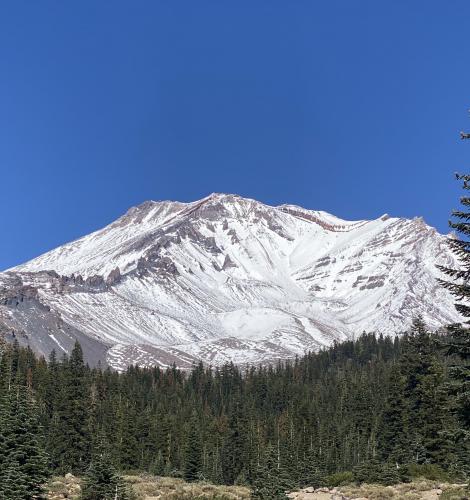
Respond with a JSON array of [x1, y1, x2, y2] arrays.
[[46, 475, 82, 499], [337, 480, 468, 500], [124, 474, 251, 499], [439, 487, 469, 500]]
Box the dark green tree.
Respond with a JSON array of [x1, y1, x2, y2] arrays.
[[221, 401, 249, 484], [183, 413, 203, 482], [378, 365, 409, 464], [297, 448, 324, 489], [437, 171, 470, 471], [251, 445, 288, 500], [400, 318, 455, 466], [50, 341, 90, 473], [353, 459, 401, 486], [81, 443, 134, 500], [0, 386, 50, 499]]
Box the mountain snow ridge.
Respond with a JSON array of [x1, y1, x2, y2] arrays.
[[0, 193, 461, 370]]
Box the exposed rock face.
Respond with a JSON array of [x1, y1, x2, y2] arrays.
[[105, 266, 121, 286], [0, 193, 462, 370]]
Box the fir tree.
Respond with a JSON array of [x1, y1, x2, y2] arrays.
[[297, 448, 324, 489], [353, 459, 401, 486], [81, 442, 134, 500], [0, 461, 31, 500], [437, 170, 470, 470], [221, 401, 249, 484], [378, 364, 409, 464], [50, 341, 90, 474], [0, 386, 50, 499], [183, 413, 203, 482], [399, 318, 455, 466], [251, 445, 288, 500]]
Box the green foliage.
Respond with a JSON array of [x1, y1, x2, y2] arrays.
[[0, 386, 50, 499], [297, 449, 324, 489], [221, 401, 249, 485], [184, 413, 203, 482], [404, 463, 451, 482], [398, 318, 457, 467], [81, 445, 135, 500], [251, 445, 288, 500], [324, 471, 354, 487], [352, 460, 383, 484], [49, 341, 91, 474], [353, 460, 401, 486], [0, 327, 468, 490], [378, 463, 403, 486], [437, 172, 470, 471], [378, 365, 409, 463]]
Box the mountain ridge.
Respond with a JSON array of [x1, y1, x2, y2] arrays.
[[0, 194, 461, 370]]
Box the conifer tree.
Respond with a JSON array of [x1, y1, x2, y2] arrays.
[[298, 448, 324, 489], [399, 318, 455, 466], [251, 445, 288, 500], [221, 401, 249, 484], [81, 442, 134, 500], [378, 365, 409, 464], [0, 386, 50, 499], [437, 167, 470, 469], [438, 172, 470, 318], [50, 341, 90, 474], [183, 413, 203, 482]]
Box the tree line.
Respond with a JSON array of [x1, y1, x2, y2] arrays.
[[0, 318, 468, 498]]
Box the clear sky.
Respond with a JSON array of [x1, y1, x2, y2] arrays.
[[1, 1, 470, 270]]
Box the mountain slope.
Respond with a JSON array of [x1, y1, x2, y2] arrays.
[[0, 194, 461, 370]]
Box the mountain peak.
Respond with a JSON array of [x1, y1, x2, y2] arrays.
[[0, 194, 461, 370]]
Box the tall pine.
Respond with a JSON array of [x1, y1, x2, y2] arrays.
[[81, 441, 134, 500], [437, 156, 470, 471], [183, 412, 203, 482], [49, 341, 90, 474], [0, 386, 50, 499], [400, 318, 455, 466], [378, 364, 409, 464]]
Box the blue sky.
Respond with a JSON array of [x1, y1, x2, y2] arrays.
[[1, 1, 470, 270]]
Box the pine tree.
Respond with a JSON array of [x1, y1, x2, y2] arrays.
[[251, 445, 289, 500], [0, 461, 31, 500], [183, 413, 203, 482], [438, 175, 470, 422], [438, 172, 470, 318], [378, 365, 409, 464], [81, 442, 134, 500], [353, 459, 401, 485], [399, 318, 455, 467], [298, 448, 324, 489], [50, 341, 90, 474], [221, 401, 249, 484], [0, 386, 50, 499], [436, 169, 470, 471]]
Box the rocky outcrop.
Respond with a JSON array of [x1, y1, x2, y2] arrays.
[[0, 283, 40, 306], [106, 266, 121, 286]]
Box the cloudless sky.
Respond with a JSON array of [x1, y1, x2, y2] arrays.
[[1, 0, 470, 270]]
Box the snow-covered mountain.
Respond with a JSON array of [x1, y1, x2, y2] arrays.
[[0, 193, 461, 370]]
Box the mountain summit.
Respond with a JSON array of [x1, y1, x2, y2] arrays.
[[0, 194, 461, 370]]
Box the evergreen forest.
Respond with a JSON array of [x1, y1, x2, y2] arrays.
[[0, 317, 469, 498]]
